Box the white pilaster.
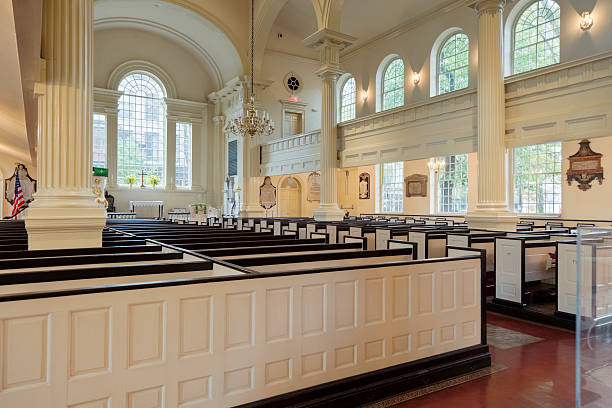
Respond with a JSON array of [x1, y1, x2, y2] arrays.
[[166, 117, 177, 191], [93, 88, 121, 188], [26, 0, 106, 250], [304, 29, 355, 221], [466, 0, 517, 231]]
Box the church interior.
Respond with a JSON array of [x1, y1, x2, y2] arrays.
[[1, 0, 612, 406]]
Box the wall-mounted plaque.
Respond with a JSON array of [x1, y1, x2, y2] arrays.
[[359, 172, 370, 199], [307, 171, 320, 202], [567, 139, 604, 191], [405, 174, 427, 197], [259, 176, 277, 209], [4, 164, 37, 206]]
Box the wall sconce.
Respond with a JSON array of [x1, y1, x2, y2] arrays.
[[413, 72, 421, 85], [428, 157, 445, 173], [362, 90, 368, 102], [580, 11, 593, 31]]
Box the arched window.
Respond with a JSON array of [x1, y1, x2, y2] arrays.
[[382, 59, 404, 111], [117, 72, 167, 186], [438, 33, 469, 95], [513, 0, 560, 75], [340, 77, 356, 122]]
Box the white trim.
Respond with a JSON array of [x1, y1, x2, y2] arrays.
[[108, 60, 177, 98]]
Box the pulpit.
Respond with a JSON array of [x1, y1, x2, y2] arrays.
[[129, 200, 164, 219]]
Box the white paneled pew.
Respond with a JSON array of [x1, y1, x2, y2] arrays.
[[227, 247, 417, 273], [556, 240, 611, 321], [375, 226, 412, 250], [198, 242, 365, 260], [387, 240, 418, 259], [446, 232, 506, 273], [408, 230, 460, 260], [494, 236, 558, 306], [326, 224, 350, 244], [0, 248, 488, 407]]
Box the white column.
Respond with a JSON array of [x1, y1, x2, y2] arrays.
[[466, 0, 516, 231], [166, 116, 177, 190], [26, 0, 105, 250], [106, 109, 118, 188], [243, 135, 265, 217], [207, 93, 226, 209], [303, 30, 355, 221]]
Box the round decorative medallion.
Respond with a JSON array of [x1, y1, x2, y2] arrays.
[[283, 72, 303, 95]]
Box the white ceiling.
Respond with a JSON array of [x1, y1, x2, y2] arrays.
[[266, 0, 456, 59]]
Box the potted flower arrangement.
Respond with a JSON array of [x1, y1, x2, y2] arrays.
[[149, 174, 161, 189], [126, 175, 137, 189]]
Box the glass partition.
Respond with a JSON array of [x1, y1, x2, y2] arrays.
[[576, 227, 612, 407]]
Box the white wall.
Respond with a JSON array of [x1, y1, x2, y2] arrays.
[[94, 28, 214, 101]]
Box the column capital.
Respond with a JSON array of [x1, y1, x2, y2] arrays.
[[470, 0, 506, 15], [303, 29, 356, 79]]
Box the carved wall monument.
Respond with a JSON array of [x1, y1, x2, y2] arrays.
[[259, 176, 277, 209], [405, 174, 428, 197], [567, 139, 604, 191], [359, 172, 370, 199]]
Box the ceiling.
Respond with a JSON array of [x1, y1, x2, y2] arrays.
[[266, 0, 458, 59]]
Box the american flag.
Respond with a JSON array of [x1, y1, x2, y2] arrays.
[[12, 173, 25, 216]]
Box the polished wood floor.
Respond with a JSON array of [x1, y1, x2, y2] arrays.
[[392, 313, 612, 408]]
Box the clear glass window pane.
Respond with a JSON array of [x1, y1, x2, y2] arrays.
[[117, 72, 166, 186], [92, 113, 107, 168], [382, 59, 404, 111], [175, 122, 192, 189], [340, 77, 356, 122], [513, 0, 560, 74], [437, 154, 468, 213], [514, 142, 562, 214], [382, 161, 404, 213], [438, 33, 469, 95]]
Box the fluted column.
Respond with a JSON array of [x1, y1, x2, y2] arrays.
[[26, 0, 105, 250], [304, 29, 355, 221], [242, 135, 265, 217], [466, 0, 516, 230]]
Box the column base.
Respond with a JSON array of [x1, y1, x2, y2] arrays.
[[241, 204, 266, 218], [313, 203, 345, 222], [25, 194, 106, 250], [465, 208, 518, 232]]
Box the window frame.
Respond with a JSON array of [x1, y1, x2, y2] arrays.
[[175, 122, 192, 189], [513, 141, 562, 215], [437, 32, 470, 96], [436, 154, 469, 214], [380, 161, 404, 213], [339, 76, 356, 122], [116, 71, 168, 187], [511, 0, 561, 75], [381, 58, 405, 111], [92, 113, 107, 169]]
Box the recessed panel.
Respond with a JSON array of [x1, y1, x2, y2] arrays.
[[301, 351, 326, 377], [266, 288, 292, 343], [1, 314, 48, 390], [128, 385, 164, 408], [335, 281, 357, 330], [225, 292, 254, 350], [265, 359, 292, 385], [69, 398, 110, 408], [224, 366, 254, 396], [179, 296, 212, 357], [70, 308, 110, 377], [462, 321, 476, 339], [440, 271, 456, 312], [391, 334, 411, 356], [364, 339, 385, 361], [417, 273, 434, 315], [302, 284, 326, 336], [178, 376, 211, 405], [391, 275, 411, 320], [365, 278, 385, 325], [128, 302, 165, 367], [440, 324, 456, 344], [417, 329, 434, 350], [334, 345, 356, 369], [461, 268, 477, 307]]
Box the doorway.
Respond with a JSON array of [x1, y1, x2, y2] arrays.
[[279, 176, 302, 217]]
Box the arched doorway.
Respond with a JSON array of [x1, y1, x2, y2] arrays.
[[279, 176, 302, 217]]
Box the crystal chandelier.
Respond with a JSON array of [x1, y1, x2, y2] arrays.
[[227, 0, 274, 139]]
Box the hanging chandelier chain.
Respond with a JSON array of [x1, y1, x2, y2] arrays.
[[226, 0, 275, 140]]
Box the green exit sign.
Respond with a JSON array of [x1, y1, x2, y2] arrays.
[[93, 167, 109, 177]]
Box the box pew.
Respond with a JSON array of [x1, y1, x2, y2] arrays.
[[386, 239, 418, 260], [325, 224, 350, 244], [0, 250, 487, 408], [494, 237, 558, 306], [556, 240, 612, 319], [446, 231, 506, 272], [184, 238, 326, 251], [409, 230, 462, 260], [228, 248, 418, 273], [348, 225, 378, 250], [343, 235, 367, 249], [375, 226, 412, 250], [204, 242, 364, 260]]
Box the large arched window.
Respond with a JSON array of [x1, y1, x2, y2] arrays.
[[117, 72, 167, 186], [513, 0, 560, 75], [340, 76, 356, 122], [382, 59, 404, 111], [438, 33, 469, 95]]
